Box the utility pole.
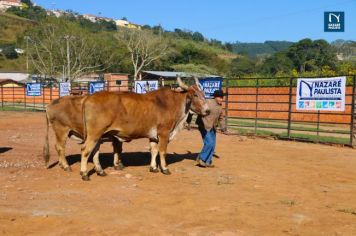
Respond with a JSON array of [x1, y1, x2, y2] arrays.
[[158, 23, 162, 41], [24, 36, 30, 72], [64, 35, 71, 81]]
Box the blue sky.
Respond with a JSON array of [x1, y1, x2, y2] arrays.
[[34, 0, 356, 43]]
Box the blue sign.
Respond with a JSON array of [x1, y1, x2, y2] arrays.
[[59, 82, 71, 97], [89, 81, 105, 94], [199, 77, 222, 98], [26, 83, 42, 96], [324, 12, 344, 32]]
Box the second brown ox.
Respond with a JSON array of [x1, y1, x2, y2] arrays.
[[80, 77, 209, 180]]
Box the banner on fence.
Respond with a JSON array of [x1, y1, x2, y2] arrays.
[[26, 83, 42, 96], [59, 82, 71, 97], [134, 80, 158, 94], [89, 81, 105, 94], [199, 77, 223, 98], [296, 76, 346, 111]]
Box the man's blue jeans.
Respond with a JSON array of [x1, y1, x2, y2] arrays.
[[198, 128, 216, 164]]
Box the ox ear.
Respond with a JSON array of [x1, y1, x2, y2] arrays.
[[177, 75, 189, 90], [172, 87, 184, 92], [193, 76, 203, 91]]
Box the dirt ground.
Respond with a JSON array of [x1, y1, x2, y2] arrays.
[[0, 111, 356, 236]]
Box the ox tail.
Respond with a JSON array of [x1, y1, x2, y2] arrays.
[[43, 109, 50, 168]]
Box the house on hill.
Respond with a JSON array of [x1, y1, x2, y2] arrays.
[[115, 19, 141, 29], [0, 0, 22, 11]]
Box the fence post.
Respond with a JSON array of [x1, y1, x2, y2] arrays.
[[224, 78, 229, 131], [316, 110, 320, 143], [24, 86, 26, 110], [287, 77, 294, 138], [42, 85, 45, 110], [1, 85, 3, 110], [12, 86, 15, 107], [254, 78, 259, 135], [50, 85, 53, 102], [350, 75, 356, 147]]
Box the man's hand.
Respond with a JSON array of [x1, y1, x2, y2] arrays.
[[220, 128, 228, 135]]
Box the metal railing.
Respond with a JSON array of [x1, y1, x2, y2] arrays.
[[224, 75, 356, 146], [1, 75, 356, 146]]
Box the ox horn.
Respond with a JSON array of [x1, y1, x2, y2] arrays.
[[177, 75, 189, 90], [194, 76, 203, 91], [145, 81, 150, 93]]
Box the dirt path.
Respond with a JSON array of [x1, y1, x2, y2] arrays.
[[0, 111, 356, 235]]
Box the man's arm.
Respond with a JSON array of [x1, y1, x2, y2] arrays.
[[218, 110, 227, 133]]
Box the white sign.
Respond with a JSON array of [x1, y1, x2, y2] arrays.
[[59, 82, 71, 97], [134, 81, 158, 94], [296, 76, 346, 111]]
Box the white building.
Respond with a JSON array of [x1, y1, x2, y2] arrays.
[[83, 14, 97, 23], [47, 9, 65, 18], [0, 0, 22, 11], [115, 19, 141, 29], [0, 72, 30, 83]]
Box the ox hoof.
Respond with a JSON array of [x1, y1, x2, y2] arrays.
[[162, 169, 171, 175], [114, 163, 125, 170], [63, 166, 72, 172], [149, 167, 159, 173], [80, 171, 88, 176], [96, 171, 107, 177], [82, 175, 90, 181]]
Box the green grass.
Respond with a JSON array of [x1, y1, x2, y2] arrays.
[[228, 119, 349, 134], [229, 126, 350, 144], [1, 105, 42, 112], [0, 12, 34, 44]]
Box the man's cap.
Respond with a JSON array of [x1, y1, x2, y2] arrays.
[[213, 89, 227, 98]]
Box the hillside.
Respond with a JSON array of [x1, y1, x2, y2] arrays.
[[231, 41, 294, 58], [0, 4, 354, 77], [0, 13, 36, 72], [0, 12, 35, 44], [332, 40, 356, 61], [0, 9, 237, 75]]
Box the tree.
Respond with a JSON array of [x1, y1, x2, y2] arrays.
[[6, 5, 47, 21], [192, 32, 204, 42], [171, 63, 218, 75], [21, 0, 33, 8], [116, 28, 168, 80], [230, 56, 256, 76], [26, 18, 114, 81], [261, 52, 294, 75], [287, 38, 337, 73]]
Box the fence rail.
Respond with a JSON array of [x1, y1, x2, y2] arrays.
[[225, 75, 356, 146], [1, 75, 356, 146]]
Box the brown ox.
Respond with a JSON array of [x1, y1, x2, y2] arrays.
[[43, 95, 124, 175], [80, 77, 209, 180]]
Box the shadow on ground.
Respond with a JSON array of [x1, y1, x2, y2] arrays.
[[0, 147, 12, 154], [48, 151, 198, 170]]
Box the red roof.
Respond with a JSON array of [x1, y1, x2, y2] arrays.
[[0, 79, 24, 85], [1, 0, 21, 3]]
